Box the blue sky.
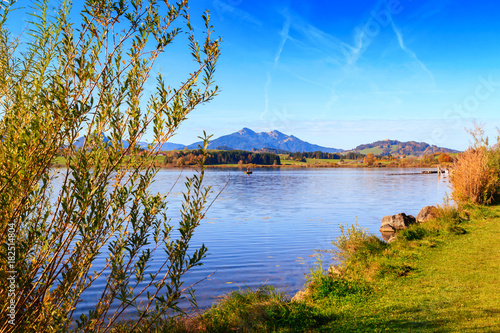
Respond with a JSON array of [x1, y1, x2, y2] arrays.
[[10, 0, 500, 150], [162, 0, 500, 150]]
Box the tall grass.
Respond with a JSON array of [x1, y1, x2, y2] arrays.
[[450, 147, 500, 205], [450, 126, 500, 205], [330, 223, 387, 279], [165, 285, 330, 332]]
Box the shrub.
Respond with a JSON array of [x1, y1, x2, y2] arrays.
[[194, 285, 331, 332], [0, 1, 220, 331], [332, 223, 386, 263], [398, 225, 429, 241]]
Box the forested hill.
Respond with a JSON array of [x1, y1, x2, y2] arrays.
[[351, 139, 460, 157]]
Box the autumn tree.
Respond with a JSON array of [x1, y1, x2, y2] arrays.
[[438, 153, 452, 164], [364, 152, 375, 166]]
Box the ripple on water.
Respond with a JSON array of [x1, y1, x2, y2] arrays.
[[58, 167, 448, 313]]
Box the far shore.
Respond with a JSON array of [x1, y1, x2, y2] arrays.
[[162, 163, 445, 169], [49, 163, 445, 170]]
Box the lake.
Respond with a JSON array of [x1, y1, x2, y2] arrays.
[[68, 167, 449, 313]]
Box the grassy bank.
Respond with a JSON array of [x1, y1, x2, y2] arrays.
[[162, 204, 500, 332]]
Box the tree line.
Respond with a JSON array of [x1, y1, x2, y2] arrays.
[[287, 151, 366, 161], [164, 150, 281, 166]]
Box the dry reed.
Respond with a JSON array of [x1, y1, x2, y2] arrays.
[[450, 147, 500, 205]]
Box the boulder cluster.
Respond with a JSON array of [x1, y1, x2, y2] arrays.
[[380, 206, 439, 237]]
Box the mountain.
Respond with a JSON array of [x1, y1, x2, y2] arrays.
[[186, 128, 342, 153], [351, 139, 459, 157], [73, 133, 111, 149], [156, 142, 185, 151], [73, 134, 184, 151]]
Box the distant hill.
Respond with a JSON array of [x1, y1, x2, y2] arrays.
[[72, 131, 459, 157], [156, 142, 185, 151], [187, 128, 342, 153], [73, 134, 184, 151], [350, 139, 459, 157], [73, 133, 111, 149]]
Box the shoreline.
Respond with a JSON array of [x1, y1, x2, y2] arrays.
[[171, 204, 500, 332], [161, 163, 443, 169]]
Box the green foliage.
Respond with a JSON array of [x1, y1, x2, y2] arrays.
[[332, 223, 387, 264], [200, 285, 282, 331], [398, 225, 430, 241], [289, 151, 342, 160], [344, 151, 366, 160], [0, 0, 220, 331], [193, 285, 330, 333], [265, 301, 330, 332], [164, 149, 281, 166]]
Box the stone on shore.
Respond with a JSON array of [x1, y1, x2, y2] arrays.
[[416, 205, 439, 223], [380, 213, 417, 232], [380, 224, 396, 233]]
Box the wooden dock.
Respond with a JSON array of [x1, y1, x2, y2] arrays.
[[389, 170, 438, 176]]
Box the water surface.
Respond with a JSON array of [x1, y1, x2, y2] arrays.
[[57, 167, 448, 312], [154, 167, 449, 308]]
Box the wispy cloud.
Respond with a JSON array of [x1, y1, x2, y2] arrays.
[[389, 14, 435, 83], [287, 16, 350, 66], [274, 9, 291, 66], [344, 0, 386, 69], [286, 70, 331, 90], [262, 10, 291, 123], [212, 0, 262, 26], [323, 0, 386, 112], [408, 0, 452, 21], [345, 28, 366, 68], [283, 11, 373, 113]]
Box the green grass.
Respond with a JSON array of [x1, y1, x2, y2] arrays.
[[279, 159, 307, 165], [390, 144, 399, 153], [164, 204, 500, 332], [320, 206, 500, 332], [52, 156, 66, 165], [279, 157, 360, 166], [305, 158, 339, 164], [359, 147, 384, 155]]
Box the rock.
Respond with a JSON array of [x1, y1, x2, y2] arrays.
[[380, 224, 396, 233], [380, 213, 417, 232], [416, 205, 439, 222], [380, 231, 395, 241], [291, 290, 308, 302], [328, 265, 342, 276]]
